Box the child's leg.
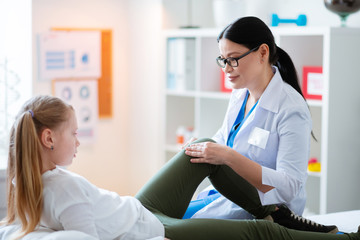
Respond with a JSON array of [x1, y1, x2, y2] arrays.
[[135, 138, 273, 219], [208, 162, 275, 218], [153, 213, 359, 240], [135, 138, 214, 218]]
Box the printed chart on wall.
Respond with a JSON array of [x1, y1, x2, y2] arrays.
[[38, 31, 101, 80], [38, 28, 113, 119], [53, 79, 98, 145], [52, 28, 113, 119]]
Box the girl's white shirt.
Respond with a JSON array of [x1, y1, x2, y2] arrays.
[[40, 167, 164, 240], [193, 66, 311, 219]]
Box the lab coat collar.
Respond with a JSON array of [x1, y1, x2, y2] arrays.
[[258, 66, 283, 113], [225, 67, 283, 142], [232, 66, 283, 114]]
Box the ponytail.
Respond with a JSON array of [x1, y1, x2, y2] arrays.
[[275, 46, 304, 98], [2, 111, 44, 238], [14, 111, 43, 237]]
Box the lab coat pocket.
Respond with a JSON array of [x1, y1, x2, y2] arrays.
[[247, 127, 270, 150]]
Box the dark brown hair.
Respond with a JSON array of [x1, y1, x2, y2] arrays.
[[218, 16, 303, 98]]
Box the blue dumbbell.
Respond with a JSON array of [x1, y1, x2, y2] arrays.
[[271, 14, 307, 27]]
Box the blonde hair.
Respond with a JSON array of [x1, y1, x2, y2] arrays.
[[1, 95, 73, 237]]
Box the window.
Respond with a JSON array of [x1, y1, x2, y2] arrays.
[[0, 0, 32, 168]]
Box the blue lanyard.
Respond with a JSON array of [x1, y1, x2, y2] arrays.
[[227, 91, 259, 148]]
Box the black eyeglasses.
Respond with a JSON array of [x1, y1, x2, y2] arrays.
[[216, 46, 260, 68]]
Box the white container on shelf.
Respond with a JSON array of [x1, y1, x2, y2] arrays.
[[212, 0, 247, 28], [166, 38, 196, 91]]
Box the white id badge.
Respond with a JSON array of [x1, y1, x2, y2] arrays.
[[248, 127, 270, 150]]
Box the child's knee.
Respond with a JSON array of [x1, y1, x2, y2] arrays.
[[193, 138, 215, 144]]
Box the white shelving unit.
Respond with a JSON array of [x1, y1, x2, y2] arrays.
[[162, 27, 360, 215]]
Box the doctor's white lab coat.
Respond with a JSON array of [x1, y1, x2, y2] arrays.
[[193, 67, 312, 219]]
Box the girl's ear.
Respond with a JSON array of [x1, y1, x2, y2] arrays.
[[41, 128, 54, 150]]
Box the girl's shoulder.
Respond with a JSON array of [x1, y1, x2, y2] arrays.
[[42, 167, 91, 191], [43, 167, 84, 179], [42, 167, 96, 206]]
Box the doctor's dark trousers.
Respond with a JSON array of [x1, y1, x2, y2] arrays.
[[135, 138, 356, 240]]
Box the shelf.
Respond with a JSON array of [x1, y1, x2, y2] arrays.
[[165, 89, 197, 97], [163, 27, 360, 215], [271, 26, 329, 36], [166, 90, 231, 100], [166, 90, 322, 105], [307, 171, 321, 178], [165, 144, 182, 153], [199, 91, 231, 99], [163, 27, 331, 38], [307, 99, 322, 107], [163, 28, 221, 38]]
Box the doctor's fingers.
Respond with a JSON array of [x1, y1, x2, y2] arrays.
[[185, 146, 204, 158], [185, 148, 203, 158], [186, 143, 204, 151], [185, 146, 206, 157], [181, 137, 198, 149], [190, 157, 208, 164], [190, 155, 223, 165], [186, 141, 214, 151], [185, 143, 216, 158]]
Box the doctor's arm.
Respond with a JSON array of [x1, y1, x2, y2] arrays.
[[259, 110, 311, 204], [185, 142, 274, 193], [185, 109, 311, 196]]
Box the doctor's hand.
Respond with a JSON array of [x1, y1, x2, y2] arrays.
[[185, 141, 231, 165], [181, 137, 197, 149]]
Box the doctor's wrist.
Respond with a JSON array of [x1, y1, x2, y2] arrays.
[[224, 147, 238, 167]]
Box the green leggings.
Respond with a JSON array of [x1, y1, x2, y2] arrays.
[[135, 138, 358, 240]]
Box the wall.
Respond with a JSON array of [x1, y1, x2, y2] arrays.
[[30, 0, 360, 197], [0, 0, 32, 219], [127, 1, 163, 192], [32, 0, 162, 196]]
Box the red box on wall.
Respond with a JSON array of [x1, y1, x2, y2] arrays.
[[302, 66, 323, 100], [221, 70, 232, 92]]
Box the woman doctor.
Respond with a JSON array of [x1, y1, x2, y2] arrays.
[[185, 16, 312, 220]]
